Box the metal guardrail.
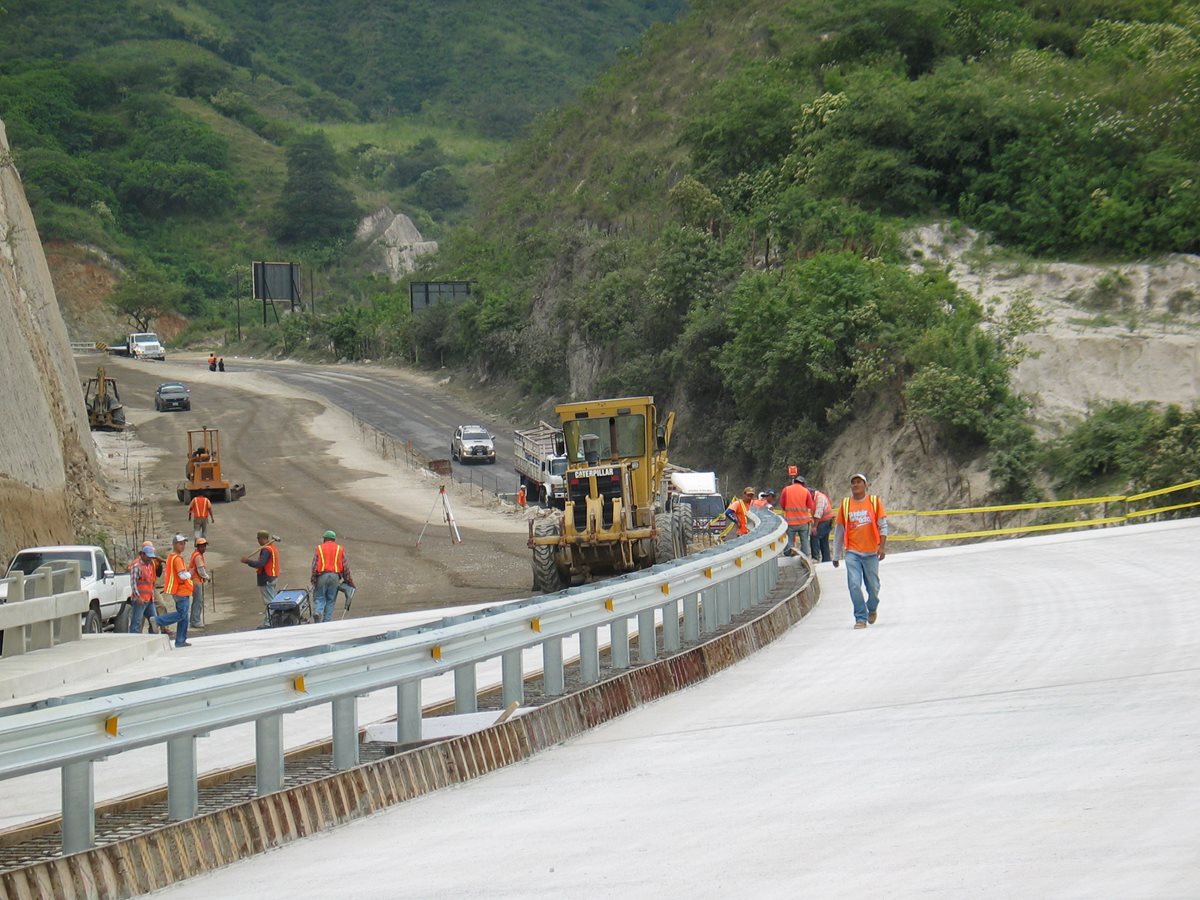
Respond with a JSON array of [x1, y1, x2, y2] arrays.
[[68, 342, 100, 353], [0, 512, 787, 854], [0, 563, 88, 658]]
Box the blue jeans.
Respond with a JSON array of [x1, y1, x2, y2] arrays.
[[129, 600, 156, 633], [786, 524, 810, 555], [313, 572, 340, 622], [155, 595, 191, 646], [810, 520, 833, 562], [845, 551, 881, 623]]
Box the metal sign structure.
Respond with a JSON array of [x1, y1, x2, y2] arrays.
[[253, 261, 303, 322], [410, 281, 472, 313]]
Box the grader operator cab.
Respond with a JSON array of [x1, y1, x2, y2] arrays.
[[177, 427, 245, 504], [529, 396, 688, 593], [82, 367, 126, 431]]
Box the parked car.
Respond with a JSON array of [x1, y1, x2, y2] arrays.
[[1, 545, 134, 633], [155, 381, 191, 412], [451, 425, 496, 464]]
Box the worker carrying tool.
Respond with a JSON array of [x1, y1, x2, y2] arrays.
[[311, 530, 355, 623]]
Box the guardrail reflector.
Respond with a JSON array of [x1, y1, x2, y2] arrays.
[[735, 558, 743, 568], [769, 542, 776, 550], [292, 676, 307, 693], [604, 598, 614, 611], [756, 548, 763, 557], [104, 716, 118, 737], [431, 645, 442, 661], [530, 617, 541, 632], [660, 584, 670, 595], [704, 567, 713, 578]]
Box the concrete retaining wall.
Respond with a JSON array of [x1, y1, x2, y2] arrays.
[[0, 576, 819, 899]]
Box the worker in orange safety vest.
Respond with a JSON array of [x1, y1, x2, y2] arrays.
[[832, 473, 888, 629], [188, 492, 215, 539], [311, 530, 355, 622], [725, 487, 755, 536], [809, 486, 834, 562], [779, 475, 816, 557], [128, 544, 158, 633]]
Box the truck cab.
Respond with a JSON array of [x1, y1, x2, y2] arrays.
[[2, 545, 134, 633], [126, 332, 166, 360]]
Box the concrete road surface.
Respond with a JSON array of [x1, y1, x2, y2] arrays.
[[158, 519, 1200, 898]]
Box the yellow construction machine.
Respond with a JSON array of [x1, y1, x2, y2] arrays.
[[177, 427, 245, 504], [528, 396, 684, 592], [82, 367, 126, 431]]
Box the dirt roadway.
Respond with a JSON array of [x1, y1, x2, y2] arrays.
[[84, 354, 536, 635]]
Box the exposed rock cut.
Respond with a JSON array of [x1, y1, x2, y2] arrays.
[[357, 207, 439, 281]]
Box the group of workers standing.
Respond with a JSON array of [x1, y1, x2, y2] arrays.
[[728, 471, 888, 630], [126, 491, 357, 646]]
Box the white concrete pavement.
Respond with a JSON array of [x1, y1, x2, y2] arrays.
[[157, 518, 1200, 898]]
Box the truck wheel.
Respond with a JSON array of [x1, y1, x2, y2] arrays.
[[532, 520, 568, 594], [223, 487, 233, 503], [83, 606, 102, 634], [114, 602, 132, 634]]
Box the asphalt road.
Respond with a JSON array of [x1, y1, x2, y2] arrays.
[[83, 355, 533, 634], [222, 358, 519, 495]]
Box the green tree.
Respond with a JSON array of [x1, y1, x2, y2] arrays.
[[273, 132, 360, 245]]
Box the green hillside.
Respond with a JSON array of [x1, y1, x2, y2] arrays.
[[387, 0, 1200, 499], [0, 0, 685, 326]]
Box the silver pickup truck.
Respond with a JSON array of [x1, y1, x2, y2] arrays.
[[1, 545, 135, 632]]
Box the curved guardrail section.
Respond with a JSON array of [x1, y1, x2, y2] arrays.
[[0, 512, 788, 865]]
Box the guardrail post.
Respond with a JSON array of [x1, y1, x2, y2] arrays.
[[662, 599, 680, 652], [454, 664, 478, 713], [637, 609, 657, 663], [542, 638, 565, 696], [502, 649, 524, 707], [683, 593, 700, 642], [332, 696, 358, 770], [2, 576, 26, 658], [167, 736, 198, 820], [716, 581, 732, 626], [396, 680, 422, 743], [579, 626, 599, 684], [700, 588, 717, 634], [610, 617, 630, 669], [61, 760, 95, 854], [255, 714, 284, 795]]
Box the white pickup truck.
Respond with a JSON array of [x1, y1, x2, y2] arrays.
[[1, 545, 135, 633]]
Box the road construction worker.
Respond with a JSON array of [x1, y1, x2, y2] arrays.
[[725, 487, 754, 536], [153, 534, 194, 648], [128, 544, 158, 633], [809, 486, 834, 562], [779, 474, 816, 557], [208, 353, 218, 371], [751, 492, 771, 511], [832, 473, 889, 629], [188, 537, 211, 628], [241, 530, 279, 614], [311, 530, 355, 623], [188, 492, 214, 539]]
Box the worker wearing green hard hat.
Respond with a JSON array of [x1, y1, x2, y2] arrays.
[[312, 530, 355, 622]]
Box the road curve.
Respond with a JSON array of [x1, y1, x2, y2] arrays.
[[159, 518, 1200, 898]]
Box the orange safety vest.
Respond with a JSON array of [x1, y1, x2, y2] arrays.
[[779, 483, 814, 526], [163, 551, 194, 597], [262, 543, 280, 578], [314, 541, 345, 575], [189, 549, 207, 578], [189, 495, 212, 519], [813, 490, 833, 523], [131, 559, 155, 603], [839, 495, 883, 553], [750, 498, 770, 510]]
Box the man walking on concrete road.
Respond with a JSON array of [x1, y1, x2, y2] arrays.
[[153, 534, 195, 647], [833, 473, 888, 629], [779, 475, 815, 557], [311, 530, 355, 622]]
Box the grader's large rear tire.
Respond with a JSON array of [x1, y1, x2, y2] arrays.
[[656, 507, 685, 564], [675, 502, 693, 554], [532, 520, 569, 594]]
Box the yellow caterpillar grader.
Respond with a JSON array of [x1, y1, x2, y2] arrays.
[[528, 396, 689, 593]]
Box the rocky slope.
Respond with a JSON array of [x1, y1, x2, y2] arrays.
[[0, 119, 98, 561]]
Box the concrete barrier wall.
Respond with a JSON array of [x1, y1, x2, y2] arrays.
[[0, 574, 819, 900]]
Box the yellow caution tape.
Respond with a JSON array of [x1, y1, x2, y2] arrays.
[[1124, 478, 1200, 503], [890, 477, 1200, 519], [889, 516, 1126, 542], [1124, 499, 1200, 519]]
